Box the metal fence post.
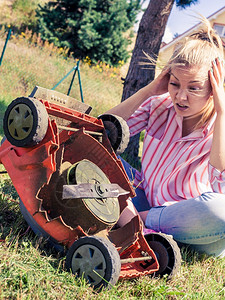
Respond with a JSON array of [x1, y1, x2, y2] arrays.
[[77, 61, 84, 103], [67, 60, 84, 102], [52, 60, 84, 102], [52, 66, 76, 90], [0, 28, 12, 66]]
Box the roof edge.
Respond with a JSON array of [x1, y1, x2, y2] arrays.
[[160, 5, 225, 52]]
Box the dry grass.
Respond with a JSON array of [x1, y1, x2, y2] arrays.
[[0, 29, 123, 119]]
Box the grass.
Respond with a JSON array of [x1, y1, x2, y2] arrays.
[[1, 194, 225, 300], [0, 22, 225, 300], [0, 28, 123, 117]]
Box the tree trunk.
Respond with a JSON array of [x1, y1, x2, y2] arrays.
[[122, 0, 175, 168]]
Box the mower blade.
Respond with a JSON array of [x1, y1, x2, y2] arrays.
[[62, 183, 129, 199]]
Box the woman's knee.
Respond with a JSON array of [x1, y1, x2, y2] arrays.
[[148, 192, 225, 245]]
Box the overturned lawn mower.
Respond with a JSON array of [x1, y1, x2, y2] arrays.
[[0, 86, 181, 290]]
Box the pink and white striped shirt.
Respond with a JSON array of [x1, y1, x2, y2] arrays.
[[127, 93, 225, 207]]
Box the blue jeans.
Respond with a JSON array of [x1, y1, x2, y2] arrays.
[[120, 157, 225, 258]]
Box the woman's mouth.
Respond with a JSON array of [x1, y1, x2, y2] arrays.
[[176, 103, 189, 111]]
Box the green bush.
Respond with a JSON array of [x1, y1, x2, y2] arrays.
[[36, 0, 141, 66]]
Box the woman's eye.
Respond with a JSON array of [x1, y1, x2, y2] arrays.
[[189, 87, 201, 92], [169, 82, 178, 87]]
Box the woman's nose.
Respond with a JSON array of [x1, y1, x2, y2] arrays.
[[177, 89, 188, 101]]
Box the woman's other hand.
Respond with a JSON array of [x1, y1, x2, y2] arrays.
[[148, 66, 171, 96], [209, 57, 225, 114], [209, 57, 225, 172]]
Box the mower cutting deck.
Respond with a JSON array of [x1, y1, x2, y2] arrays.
[[0, 86, 181, 290]]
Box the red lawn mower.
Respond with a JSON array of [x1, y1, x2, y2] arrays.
[[0, 86, 181, 290]]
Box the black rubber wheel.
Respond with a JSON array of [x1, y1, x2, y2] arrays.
[[98, 114, 129, 154], [145, 232, 181, 279], [3, 97, 48, 147], [66, 236, 121, 290]]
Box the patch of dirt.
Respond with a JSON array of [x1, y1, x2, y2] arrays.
[[0, 0, 13, 7]]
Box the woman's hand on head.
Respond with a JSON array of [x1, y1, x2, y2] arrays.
[[148, 66, 171, 96], [209, 57, 225, 114]]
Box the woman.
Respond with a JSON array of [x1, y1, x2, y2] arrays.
[[106, 18, 225, 257]]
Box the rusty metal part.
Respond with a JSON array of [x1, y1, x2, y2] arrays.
[[62, 183, 129, 199], [66, 160, 120, 225], [29, 86, 92, 114], [41, 99, 103, 133], [57, 125, 103, 136], [120, 256, 153, 264], [32, 126, 135, 238], [109, 216, 159, 279]]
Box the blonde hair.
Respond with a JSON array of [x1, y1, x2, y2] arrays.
[[166, 16, 224, 129]]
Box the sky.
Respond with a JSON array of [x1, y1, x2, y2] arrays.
[[137, 0, 225, 43]]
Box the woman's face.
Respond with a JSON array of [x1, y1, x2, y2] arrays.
[[168, 65, 212, 119]]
